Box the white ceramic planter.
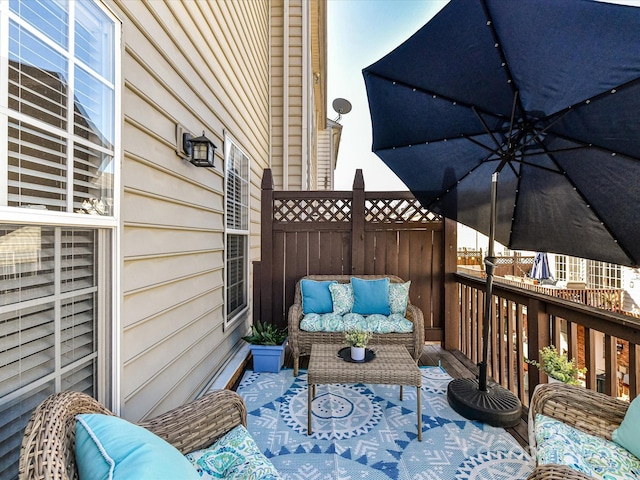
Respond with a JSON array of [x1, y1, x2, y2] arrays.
[[350, 346, 365, 361]]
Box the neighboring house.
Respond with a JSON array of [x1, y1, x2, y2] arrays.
[[0, 0, 328, 476]]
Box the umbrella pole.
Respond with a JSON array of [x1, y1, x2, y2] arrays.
[[479, 172, 498, 391], [446, 168, 521, 427]]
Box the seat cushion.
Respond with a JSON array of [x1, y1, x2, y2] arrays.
[[185, 425, 281, 480], [300, 312, 365, 332], [535, 413, 640, 479], [366, 313, 414, 333], [300, 313, 413, 333], [75, 414, 200, 480]]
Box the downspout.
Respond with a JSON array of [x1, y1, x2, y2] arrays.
[[329, 123, 334, 190], [302, 0, 310, 190], [268, 1, 272, 169], [283, 0, 289, 189]]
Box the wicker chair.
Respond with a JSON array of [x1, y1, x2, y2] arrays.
[[526, 382, 630, 480], [19, 389, 247, 480], [288, 274, 425, 376]]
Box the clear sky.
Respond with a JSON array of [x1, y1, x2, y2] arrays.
[[327, 0, 448, 191]]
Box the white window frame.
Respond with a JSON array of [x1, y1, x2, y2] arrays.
[[587, 260, 621, 289], [0, 0, 121, 408], [556, 255, 585, 283], [224, 134, 250, 328]]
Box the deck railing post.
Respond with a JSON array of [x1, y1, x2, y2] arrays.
[[351, 169, 365, 275], [630, 345, 639, 400], [527, 298, 549, 399], [259, 169, 275, 326], [604, 335, 618, 396], [444, 218, 459, 350]]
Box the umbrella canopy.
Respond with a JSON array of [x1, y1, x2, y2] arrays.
[[531, 252, 552, 281], [363, 0, 640, 267], [363, 0, 640, 427]]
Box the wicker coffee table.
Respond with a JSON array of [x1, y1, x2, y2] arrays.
[[307, 343, 422, 441]]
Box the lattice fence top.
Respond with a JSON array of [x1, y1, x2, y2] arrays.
[[272, 196, 441, 224], [365, 198, 441, 223], [273, 198, 352, 222], [495, 256, 535, 265]]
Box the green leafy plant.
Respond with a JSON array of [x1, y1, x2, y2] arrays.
[[344, 330, 372, 348], [242, 321, 287, 346], [526, 345, 586, 385]]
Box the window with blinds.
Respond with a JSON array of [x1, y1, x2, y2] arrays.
[[225, 137, 250, 322], [0, 225, 106, 480], [6, 0, 115, 214], [0, 2, 118, 478]]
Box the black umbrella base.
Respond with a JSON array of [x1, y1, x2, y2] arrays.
[[447, 378, 522, 428]]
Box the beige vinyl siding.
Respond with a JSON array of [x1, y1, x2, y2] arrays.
[[271, 0, 308, 191], [107, 0, 269, 421], [270, 0, 285, 189], [288, 1, 303, 190]]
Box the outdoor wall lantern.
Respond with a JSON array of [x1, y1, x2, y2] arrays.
[[176, 124, 217, 167]]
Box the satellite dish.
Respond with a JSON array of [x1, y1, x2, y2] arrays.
[[332, 98, 352, 121]]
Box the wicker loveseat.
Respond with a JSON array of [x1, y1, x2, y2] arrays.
[[288, 274, 425, 376], [19, 389, 247, 480], [527, 382, 636, 480]]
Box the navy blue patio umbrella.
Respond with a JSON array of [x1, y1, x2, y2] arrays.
[[531, 252, 552, 282], [363, 0, 640, 427]]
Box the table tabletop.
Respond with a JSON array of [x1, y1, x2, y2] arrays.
[[308, 343, 421, 387]]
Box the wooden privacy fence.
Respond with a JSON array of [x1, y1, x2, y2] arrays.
[[456, 250, 535, 278], [253, 169, 458, 343], [494, 253, 535, 278], [457, 248, 483, 266]]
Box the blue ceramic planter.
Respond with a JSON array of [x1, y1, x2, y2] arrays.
[[249, 339, 287, 373]]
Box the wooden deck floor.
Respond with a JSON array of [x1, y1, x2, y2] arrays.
[[273, 343, 530, 449]]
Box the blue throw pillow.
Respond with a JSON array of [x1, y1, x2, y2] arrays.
[[75, 413, 200, 480], [351, 277, 391, 315], [613, 394, 640, 459], [301, 279, 336, 314]]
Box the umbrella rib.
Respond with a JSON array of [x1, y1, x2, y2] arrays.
[[480, 0, 526, 116], [549, 75, 640, 120], [365, 71, 508, 123], [471, 106, 506, 156], [549, 130, 640, 163], [464, 134, 504, 157]]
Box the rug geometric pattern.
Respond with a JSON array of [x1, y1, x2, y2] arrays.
[[237, 366, 535, 479]]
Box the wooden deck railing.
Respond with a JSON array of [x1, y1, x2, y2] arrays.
[[498, 277, 621, 310], [454, 272, 640, 407]]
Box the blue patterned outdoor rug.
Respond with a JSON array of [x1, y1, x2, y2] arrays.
[[236, 366, 534, 479]]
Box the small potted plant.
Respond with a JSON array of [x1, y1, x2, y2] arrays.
[[526, 345, 586, 385], [242, 321, 288, 373], [344, 330, 372, 361]]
